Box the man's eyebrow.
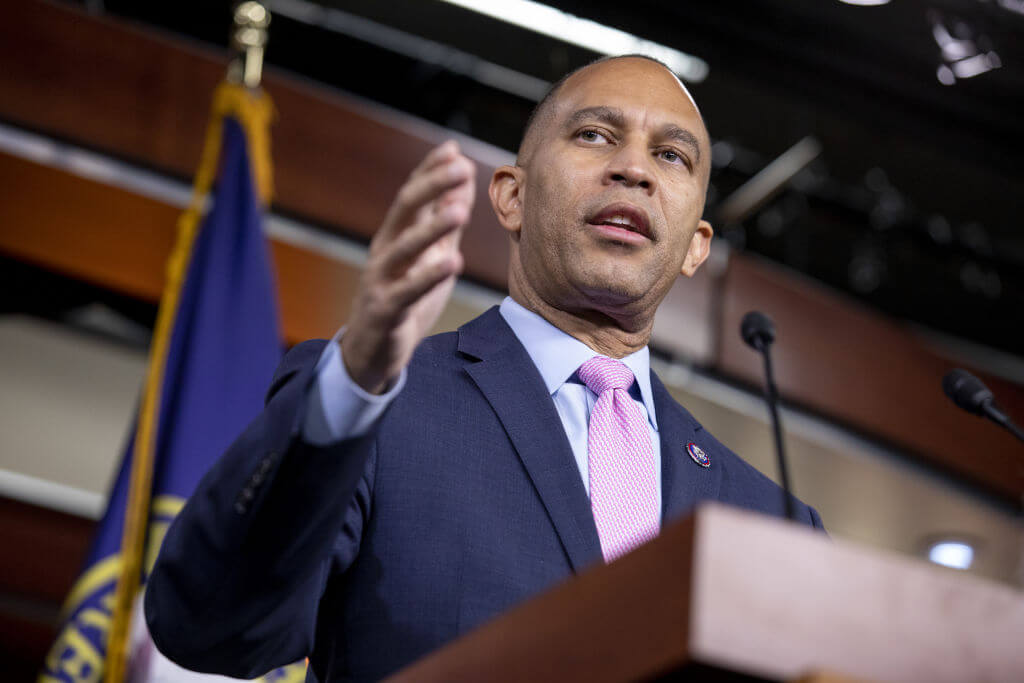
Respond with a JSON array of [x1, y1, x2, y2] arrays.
[[660, 125, 702, 163], [564, 106, 627, 130]]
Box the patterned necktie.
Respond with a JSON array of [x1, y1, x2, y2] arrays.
[[578, 356, 659, 562]]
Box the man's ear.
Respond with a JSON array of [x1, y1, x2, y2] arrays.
[[680, 219, 714, 277], [489, 165, 523, 238]]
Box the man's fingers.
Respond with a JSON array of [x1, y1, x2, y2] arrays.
[[379, 200, 469, 273], [410, 139, 460, 178], [381, 154, 474, 240], [386, 248, 463, 311]]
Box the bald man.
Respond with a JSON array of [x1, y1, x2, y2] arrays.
[[146, 56, 823, 682]]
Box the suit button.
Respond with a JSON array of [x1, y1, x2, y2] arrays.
[[234, 501, 248, 515], [259, 453, 276, 474]]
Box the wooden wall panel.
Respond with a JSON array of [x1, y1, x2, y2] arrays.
[[0, 497, 93, 604], [0, 151, 358, 345], [718, 255, 1024, 500], [650, 255, 721, 361], [0, 496, 95, 676], [0, 152, 175, 304], [271, 238, 360, 342]]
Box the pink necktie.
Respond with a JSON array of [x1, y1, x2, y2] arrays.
[[578, 356, 659, 562]]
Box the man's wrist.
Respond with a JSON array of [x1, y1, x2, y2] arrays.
[[338, 333, 393, 395]]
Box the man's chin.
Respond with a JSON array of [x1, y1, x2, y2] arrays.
[[575, 277, 653, 310]]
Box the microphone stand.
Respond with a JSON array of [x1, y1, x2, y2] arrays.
[[982, 401, 1024, 444], [741, 311, 797, 523], [757, 339, 796, 522]]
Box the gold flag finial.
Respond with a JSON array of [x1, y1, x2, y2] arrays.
[[231, 2, 271, 88]]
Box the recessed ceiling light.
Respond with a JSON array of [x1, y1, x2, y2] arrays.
[[838, 0, 891, 6], [927, 541, 974, 570], [437, 0, 708, 83]]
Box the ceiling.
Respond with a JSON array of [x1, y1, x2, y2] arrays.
[[76, 0, 1024, 357]]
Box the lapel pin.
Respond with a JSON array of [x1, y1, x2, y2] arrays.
[[687, 442, 710, 468]]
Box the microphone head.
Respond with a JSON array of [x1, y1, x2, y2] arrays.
[[740, 311, 775, 351], [942, 369, 993, 416]]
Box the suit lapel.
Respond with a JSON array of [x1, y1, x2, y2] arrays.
[[459, 309, 603, 573], [652, 373, 722, 524]]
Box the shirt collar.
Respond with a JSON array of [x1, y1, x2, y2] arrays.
[[498, 297, 658, 431]]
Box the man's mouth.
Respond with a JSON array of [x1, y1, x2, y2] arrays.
[[587, 204, 652, 241]]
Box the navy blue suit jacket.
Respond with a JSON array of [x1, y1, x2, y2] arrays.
[[145, 307, 823, 682]]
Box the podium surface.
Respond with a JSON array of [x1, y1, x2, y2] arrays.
[[387, 503, 1024, 682]]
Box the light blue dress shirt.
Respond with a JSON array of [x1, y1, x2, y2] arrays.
[[303, 298, 662, 512]]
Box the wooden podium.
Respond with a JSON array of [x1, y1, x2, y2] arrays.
[[386, 503, 1024, 682]]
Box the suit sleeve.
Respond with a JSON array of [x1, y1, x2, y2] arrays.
[[144, 340, 379, 678]]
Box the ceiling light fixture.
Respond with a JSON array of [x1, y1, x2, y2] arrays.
[[838, 0, 891, 6], [437, 0, 709, 83], [267, 0, 551, 100], [927, 541, 975, 570], [929, 11, 1002, 85]]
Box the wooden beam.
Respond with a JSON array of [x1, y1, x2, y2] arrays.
[[0, 496, 95, 673], [718, 255, 1024, 500], [0, 151, 357, 345]]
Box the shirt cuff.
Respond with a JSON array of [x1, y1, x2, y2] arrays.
[[303, 330, 407, 445]]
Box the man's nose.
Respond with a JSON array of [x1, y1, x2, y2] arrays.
[[604, 144, 655, 193]]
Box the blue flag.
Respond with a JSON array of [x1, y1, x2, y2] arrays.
[[41, 85, 303, 683]]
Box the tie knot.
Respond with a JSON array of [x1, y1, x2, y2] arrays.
[[578, 356, 635, 395]]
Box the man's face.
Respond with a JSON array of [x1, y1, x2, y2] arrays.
[[503, 57, 712, 322]]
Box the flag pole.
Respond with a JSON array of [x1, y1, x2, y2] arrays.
[[102, 5, 271, 682]]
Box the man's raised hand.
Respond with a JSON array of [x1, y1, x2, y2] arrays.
[[341, 141, 476, 394]]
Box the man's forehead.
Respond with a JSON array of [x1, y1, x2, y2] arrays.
[[552, 57, 702, 126], [516, 56, 708, 165]]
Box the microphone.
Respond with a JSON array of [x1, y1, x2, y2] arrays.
[[740, 311, 796, 521], [741, 310, 775, 352], [942, 369, 1024, 444]]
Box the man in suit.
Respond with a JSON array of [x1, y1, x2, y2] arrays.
[[145, 55, 823, 682]]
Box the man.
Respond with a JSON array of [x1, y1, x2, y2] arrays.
[[146, 55, 823, 682]]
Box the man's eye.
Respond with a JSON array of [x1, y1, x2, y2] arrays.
[[660, 149, 683, 164], [578, 129, 607, 143]]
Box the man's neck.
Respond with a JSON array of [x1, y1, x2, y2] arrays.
[[509, 288, 653, 359]]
